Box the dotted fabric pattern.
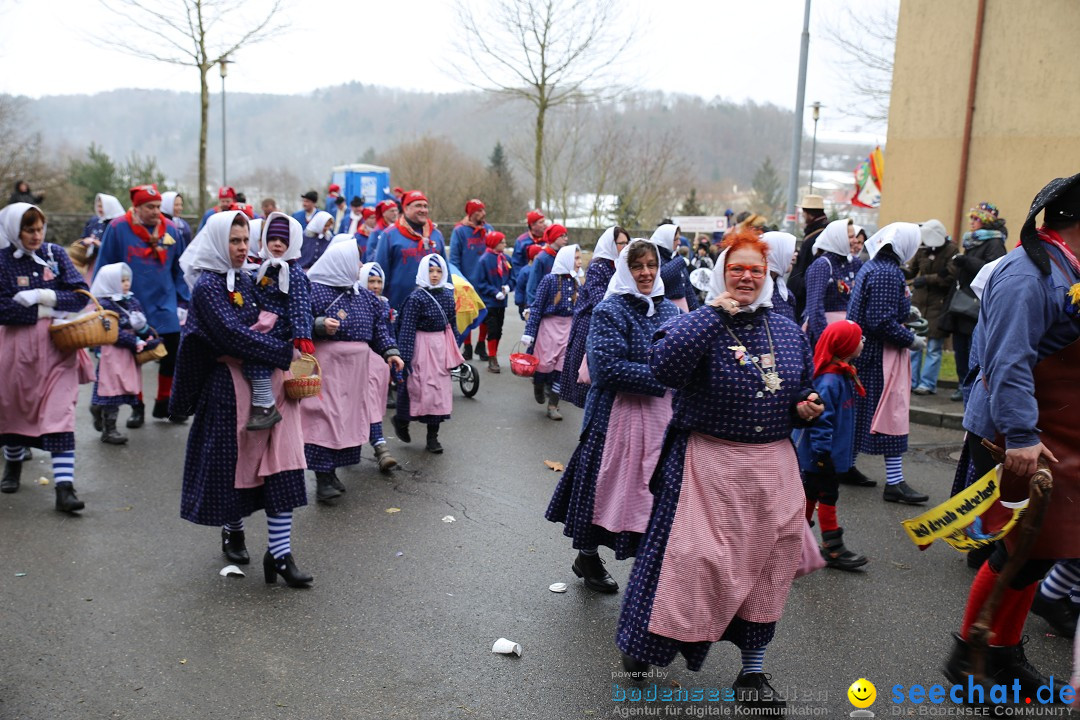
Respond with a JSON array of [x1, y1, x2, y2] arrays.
[[394, 287, 456, 424], [92, 296, 146, 406], [304, 443, 362, 472], [560, 259, 615, 409], [804, 253, 861, 343], [659, 249, 699, 309], [525, 273, 579, 389], [847, 256, 914, 456], [546, 294, 679, 558], [251, 263, 313, 342], [770, 285, 797, 322]]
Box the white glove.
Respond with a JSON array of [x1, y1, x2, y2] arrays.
[[37, 305, 54, 319], [177, 307, 188, 324], [501, 285, 510, 296], [135, 340, 147, 352], [495, 291, 506, 300], [910, 335, 927, 352], [128, 310, 148, 331], [12, 289, 40, 307], [521, 335, 534, 346], [37, 289, 57, 307]]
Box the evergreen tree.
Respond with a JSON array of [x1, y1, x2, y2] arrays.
[[751, 157, 784, 224], [680, 187, 704, 216], [68, 143, 121, 207], [613, 185, 639, 229]]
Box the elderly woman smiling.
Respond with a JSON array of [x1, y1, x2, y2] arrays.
[[616, 229, 822, 712]]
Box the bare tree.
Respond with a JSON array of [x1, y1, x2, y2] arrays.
[[822, 1, 898, 127], [95, 0, 287, 216], [376, 136, 488, 222], [451, 0, 633, 210]]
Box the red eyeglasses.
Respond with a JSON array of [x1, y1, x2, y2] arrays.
[[725, 264, 767, 279]]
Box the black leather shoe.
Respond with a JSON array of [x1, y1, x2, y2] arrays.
[[152, 399, 170, 419], [533, 383, 546, 404], [621, 652, 650, 681], [315, 472, 342, 502], [572, 551, 619, 593], [425, 425, 443, 454], [988, 638, 1051, 696], [90, 404, 103, 432], [820, 528, 869, 571], [1030, 591, 1078, 637], [392, 416, 411, 443], [55, 484, 85, 513], [883, 481, 929, 504], [245, 405, 282, 431], [1, 460, 22, 494], [733, 671, 786, 712], [476, 343, 489, 360], [942, 632, 978, 686], [329, 472, 346, 493], [126, 403, 145, 429], [221, 528, 250, 565], [838, 466, 877, 487], [462, 343, 473, 360], [262, 551, 312, 588]]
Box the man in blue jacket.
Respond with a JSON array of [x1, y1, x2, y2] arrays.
[[511, 209, 547, 285], [374, 190, 447, 311], [292, 190, 318, 227], [449, 199, 493, 358], [526, 223, 567, 306], [96, 184, 190, 422], [197, 186, 236, 231]]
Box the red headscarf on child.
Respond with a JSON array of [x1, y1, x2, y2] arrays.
[[813, 320, 866, 396]]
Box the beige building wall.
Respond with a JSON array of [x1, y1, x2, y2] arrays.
[[880, 0, 1080, 241]]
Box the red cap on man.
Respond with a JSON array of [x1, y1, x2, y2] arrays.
[[543, 224, 568, 244], [402, 190, 428, 207], [130, 184, 160, 207], [218, 186, 236, 200], [361, 207, 376, 219], [526, 210, 545, 226], [465, 199, 485, 216], [374, 199, 396, 221], [328, 183, 341, 194]]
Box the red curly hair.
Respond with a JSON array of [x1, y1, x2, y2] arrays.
[[720, 228, 770, 259]]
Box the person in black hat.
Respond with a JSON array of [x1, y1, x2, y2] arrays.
[[340, 196, 366, 235], [292, 191, 318, 227], [942, 173, 1080, 693]]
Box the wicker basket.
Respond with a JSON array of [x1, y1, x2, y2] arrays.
[[49, 289, 119, 352], [135, 327, 168, 366], [284, 352, 322, 399]]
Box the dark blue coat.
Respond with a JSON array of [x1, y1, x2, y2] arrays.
[[524, 273, 578, 339], [658, 247, 699, 310], [449, 223, 492, 286], [526, 247, 557, 306], [795, 372, 857, 473], [375, 224, 448, 311], [310, 283, 396, 352], [251, 262, 313, 343], [0, 244, 88, 325], [510, 232, 538, 286], [560, 258, 616, 408], [474, 249, 514, 308], [803, 252, 861, 345]]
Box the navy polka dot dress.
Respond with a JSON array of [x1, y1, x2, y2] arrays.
[[560, 259, 615, 408]]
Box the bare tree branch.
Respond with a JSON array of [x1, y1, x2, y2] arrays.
[[821, 1, 898, 127]]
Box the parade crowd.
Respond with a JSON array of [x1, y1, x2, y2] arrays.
[[2, 172, 1079, 713]]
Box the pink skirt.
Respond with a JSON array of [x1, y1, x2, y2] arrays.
[[648, 434, 803, 642], [301, 340, 372, 450], [365, 346, 390, 425], [533, 315, 572, 374], [871, 344, 911, 436], [0, 318, 80, 437], [97, 344, 141, 397], [671, 297, 689, 313], [406, 327, 464, 417], [592, 391, 673, 534]]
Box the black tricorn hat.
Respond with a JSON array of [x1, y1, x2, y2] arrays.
[[1020, 172, 1080, 275]]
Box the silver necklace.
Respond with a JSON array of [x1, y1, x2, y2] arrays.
[[724, 317, 783, 393]]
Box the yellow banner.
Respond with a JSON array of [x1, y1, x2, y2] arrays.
[[901, 467, 1025, 551]]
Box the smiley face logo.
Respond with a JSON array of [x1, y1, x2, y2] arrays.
[[848, 678, 876, 708]]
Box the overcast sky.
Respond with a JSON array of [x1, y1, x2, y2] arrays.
[[0, 0, 895, 143]]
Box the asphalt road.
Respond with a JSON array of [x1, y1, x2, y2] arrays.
[[1, 312, 1073, 719]]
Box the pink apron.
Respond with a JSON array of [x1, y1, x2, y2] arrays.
[[221, 311, 306, 489], [870, 344, 911, 436], [533, 314, 572, 374], [671, 297, 689, 313], [76, 350, 95, 384], [801, 310, 846, 333], [365, 346, 390, 425], [97, 344, 141, 397], [592, 391, 673, 534], [648, 434, 802, 642], [301, 339, 371, 450], [0, 318, 80, 436], [406, 327, 464, 417]]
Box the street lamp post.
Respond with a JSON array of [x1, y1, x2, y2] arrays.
[[219, 57, 231, 188], [808, 101, 822, 195]]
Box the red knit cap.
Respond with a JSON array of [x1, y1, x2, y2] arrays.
[[466, 199, 485, 216], [375, 199, 397, 220], [485, 231, 506, 249], [217, 186, 236, 200], [526, 243, 545, 260], [361, 207, 376, 219], [402, 190, 428, 207], [543, 224, 567, 244], [130, 184, 161, 207], [526, 210, 545, 226], [328, 183, 341, 193]]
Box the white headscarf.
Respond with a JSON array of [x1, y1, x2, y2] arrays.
[[706, 245, 775, 313], [330, 233, 354, 246], [763, 231, 797, 301], [551, 244, 580, 276], [160, 192, 178, 217], [919, 219, 948, 249], [603, 241, 666, 316], [180, 210, 247, 291], [812, 219, 853, 259], [97, 193, 125, 220], [415, 253, 453, 290], [0, 202, 49, 268], [305, 211, 334, 238], [592, 226, 621, 262], [867, 222, 921, 264], [970, 257, 1004, 302], [359, 261, 384, 292], [307, 235, 361, 291], [649, 224, 678, 254], [256, 212, 303, 293], [248, 219, 264, 253], [89, 262, 131, 300]]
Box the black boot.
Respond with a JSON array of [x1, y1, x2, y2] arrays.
[[621, 652, 650, 681], [392, 416, 411, 443], [942, 632, 978, 686], [90, 404, 103, 432], [55, 484, 85, 513], [820, 528, 868, 571], [533, 382, 546, 404], [837, 465, 877, 487], [152, 398, 170, 419], [315, 471, 341, 502], [425, 424, 443, 454], [245, 405, 282, 431], [476, 342, 488, 360], [733, 671, 786, 713], [1030, 588, 1079, 637], [126, 402, 145, 429], [262, 550, 313, 588], [462, 343, 473, 360], [572, 551, 619, 593], [1, 459, 22, 494], [988, 638, 1051, 696], [221, 528, 250, 565], [100, 407, 128, 445]]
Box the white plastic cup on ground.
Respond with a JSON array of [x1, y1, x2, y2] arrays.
[[491, 638, 522, 656]]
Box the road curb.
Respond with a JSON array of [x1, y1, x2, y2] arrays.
[[910, 406, 966, 431]]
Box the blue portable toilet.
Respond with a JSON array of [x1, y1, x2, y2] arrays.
[[330, 164, 392, 208]]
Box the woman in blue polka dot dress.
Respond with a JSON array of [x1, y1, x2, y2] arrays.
[[616, 230, 823, 712]]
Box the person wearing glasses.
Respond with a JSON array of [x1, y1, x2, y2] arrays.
[[617, 229, 822, 712], [560, 226, 629, 409], [546, 239, 679, 593]]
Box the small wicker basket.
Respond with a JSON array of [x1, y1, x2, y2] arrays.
[[135, 327, 168, 366], [284, 352, 322, 399], [49, 289, 119, 353]]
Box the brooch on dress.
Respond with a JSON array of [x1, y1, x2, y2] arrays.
[[259, 275, 273, 287], [837, 279, 851, 295], [1068, 282, 1080, 316], [162, 234, 176, 246], [728, 345, 748, 365], [229, 291, 244, 307]]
